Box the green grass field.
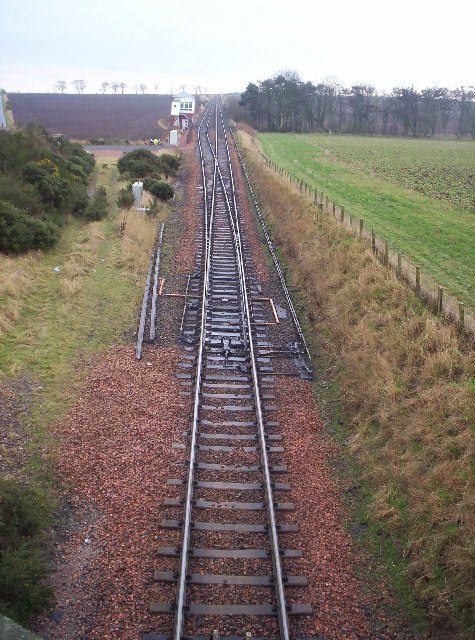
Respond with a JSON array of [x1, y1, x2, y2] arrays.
[[258, 133, 475, 309]]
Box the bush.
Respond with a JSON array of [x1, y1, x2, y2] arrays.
[[84, 186, 108, 221], [143, 178, 174, 201], [117, 149, 162, 180], [0, 174, 42, 216], [159, 153, 180, 171], [35, 174, 71, 210], [21, 159, 58, 184], [0, 479, 53, 624], [0, 201, 59, 253], [157, 160, 177, 178], [68, 182, 89, 216], [65, 161, 88, 183], [117, 186, 135, 209], [157, 153, 180, 177]]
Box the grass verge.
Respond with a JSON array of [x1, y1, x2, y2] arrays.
[[0, 153, 168, 625], [240, 128, 475, 640]]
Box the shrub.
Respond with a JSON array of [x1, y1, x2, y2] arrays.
[[159, 153, 180, 171], [84, 186, 108, 221], [117, 186, 135, 209], [21, 158, 58, 184], [117, 149, 162, 180], [65, 161, 88, 183], [143, 178, 174, 201], [0, 201, 59, 253], [0, 174, 43, 216], [35, 174, 71, 210], [157, 153, 180, 177], [68, 182, 89, 216], [157, 160, 177, 178], [0, 479, 53, 624]]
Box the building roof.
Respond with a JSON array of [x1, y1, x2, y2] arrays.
[[174, 91, 194, 99]]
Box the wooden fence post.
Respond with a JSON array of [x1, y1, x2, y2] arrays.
[[397, 251, 402, 277], [437, 286, 443, 314], [359, 218, 364, 236], [340, 207, 345, 223], [416, 266, 421, 293], [332, 202, 335, 214], [459, 302, 465, 329], [371, 229, 376, 252], [384, 240, 389, 266], [318, 203, 323, 221]]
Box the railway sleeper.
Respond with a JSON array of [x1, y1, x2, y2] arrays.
[[156, 547, 301, 559], [160, 520, 297, 533], [163, 498, 293, 510], [153, 571, 307, 586], [166, 480, 290, 491], [148, 602, 313, 616]]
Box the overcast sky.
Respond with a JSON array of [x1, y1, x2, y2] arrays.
[[1, 0, 473, 95]]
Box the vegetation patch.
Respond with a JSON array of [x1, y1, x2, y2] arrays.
[[0, 479, 53, 624], [239, 129, 475, 639], [0, 151, 170, 627], [258, 132, 475, 310], [0, 125, 94, 253]]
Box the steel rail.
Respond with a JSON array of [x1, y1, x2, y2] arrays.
[[203, 122, 248, 350], [216, 105, 291, 640], [229, 126, 311, 361], [172, 102, 217, 640], [149, 223, 165, 341], [200, 102, 291, 638], [135, 246, 155, 360]]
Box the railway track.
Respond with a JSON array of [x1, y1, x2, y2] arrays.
[[143, 102, 313, 640]]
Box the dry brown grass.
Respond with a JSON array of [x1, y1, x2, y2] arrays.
[[117, 209, 158, 275], [59, 222, 104, 298], [0, 253, 39, 338], [240, 130, 475, 638]]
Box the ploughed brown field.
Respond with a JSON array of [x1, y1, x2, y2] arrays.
[[8, 93, 176, 140]]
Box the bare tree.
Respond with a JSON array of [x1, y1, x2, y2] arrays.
[[119, 82, 127, 94], [194, 85, 202, 95], [139, 83, 147, 94], [100, 82, 110, 94], [56, 80, 67, 94], [179, 83, 187, 92], [132, 84, 139, 94], [111, 82, 119, 94], [72, 79, 86, 94], [153, 84, 159, 93]]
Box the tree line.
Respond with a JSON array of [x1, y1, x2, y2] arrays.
[[53, 81, 207, 95], [54, 81, 153, 94], [238, 72, 475, 138]]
